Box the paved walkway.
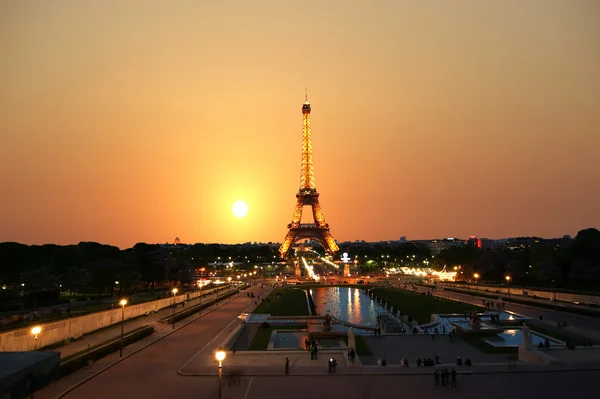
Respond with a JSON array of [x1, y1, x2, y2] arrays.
[[360, 334, 510, 366], [42, 286, 227, 358], [34, 285, 270, 399]]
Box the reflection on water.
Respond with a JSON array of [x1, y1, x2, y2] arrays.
[[311, 287, 386, 327], [482, 328, 563, 348]]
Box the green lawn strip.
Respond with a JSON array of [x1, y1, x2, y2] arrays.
[[60, 325, 153, 363], [58, 325, 154, 377], [370, 288, 482, 325], [248, 324, 307, 351], [254, 289, 310, 316], [458, 334, 518, 355]]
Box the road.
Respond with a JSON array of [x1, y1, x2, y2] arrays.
[[40, 284, 271, 399]]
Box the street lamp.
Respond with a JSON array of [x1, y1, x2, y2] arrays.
[[473, 273, 480, 290], [172, 288, 178, 329], [505, 275, 511, 302], [119, 299, 127, 357], [31, 326, 41, 351], [227, 277, 232, 300], [198, 282, 203, 315], [215, 348, 226, 399], [552, 279, 557, 312]]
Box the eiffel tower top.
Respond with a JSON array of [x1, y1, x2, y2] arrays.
[[302, 89, 311, 114], [299, 93, 315, 192]]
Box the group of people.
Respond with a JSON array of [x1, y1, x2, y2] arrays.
[[483, 300, 505, 310], [538, 338, 552, 350], [456, 357, 472, 366], [327, 357, 338, 373], [434, 368, 457, 388], [305, 338, 320, 359], [416, 357, 437, 367], [346, 347, 356, 363]]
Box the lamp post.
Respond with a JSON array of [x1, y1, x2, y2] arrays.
[[215, 348, 226, 399], [118, 299, 127, 357], [227, 277, 232, 300], [198, 282, 203, 315], [31, 326, 41, 351], [473, 273, 480, 291], [552, 279, 557, 312], [215, 283, 219, 306], [172, 288, 178, 329], [505, 275, 511, 303]]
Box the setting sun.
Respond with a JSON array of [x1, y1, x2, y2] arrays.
[[232, 200, 248, 218]]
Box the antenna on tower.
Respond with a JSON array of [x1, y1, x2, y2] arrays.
[[305, 88, 308, 102]]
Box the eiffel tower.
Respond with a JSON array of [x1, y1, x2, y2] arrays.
[[279, 95, 339, 259]]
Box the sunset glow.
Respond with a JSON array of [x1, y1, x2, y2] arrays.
[[1, 1, 599, 248], [232, 201, 248, 219]]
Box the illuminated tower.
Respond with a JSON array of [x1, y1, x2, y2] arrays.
[[279, 95, 339, 258]]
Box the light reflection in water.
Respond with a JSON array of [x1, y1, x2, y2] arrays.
[[311, 287, 385, 327]]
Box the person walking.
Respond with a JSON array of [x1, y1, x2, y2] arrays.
[[434, 370, 440, 387], [285, 357, 289, 375], [451, 368, 457, 387]]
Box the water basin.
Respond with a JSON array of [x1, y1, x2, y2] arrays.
[[272, 331, 343, 349], [310, 287, 389, 333], [482, 328, 563, 348]]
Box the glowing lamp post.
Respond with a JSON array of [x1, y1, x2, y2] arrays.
[[31, 326, 41, 351], [505, 276, 511, 302], [215, 348, 226, 399], [119, 299, 127, 357], [198, 282, 203, 315], [227, 277, 232, 300], [473, 273, 480, 290], [172, 288, 178, 329]]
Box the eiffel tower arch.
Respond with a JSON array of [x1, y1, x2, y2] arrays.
[[279, 96, 339, 259]]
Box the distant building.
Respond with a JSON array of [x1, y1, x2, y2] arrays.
[[427, 238, 466, 255], [467, 236, 495, 250]]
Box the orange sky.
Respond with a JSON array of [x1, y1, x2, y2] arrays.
[[1, 1, 599, 249]]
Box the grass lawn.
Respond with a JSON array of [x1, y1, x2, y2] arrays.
[[253, 288, 310, 316], [370, 288, 483, 324], [248, 324, 307, 350]]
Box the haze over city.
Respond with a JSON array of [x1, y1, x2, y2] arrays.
[[1, 1, 599, 249]]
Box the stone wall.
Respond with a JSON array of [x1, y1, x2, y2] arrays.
[[451, 284, 600, 305], [0, 291, 205, 352]]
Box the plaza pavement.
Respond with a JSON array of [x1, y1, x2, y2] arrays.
[[33, 282, 600, 399], [34, 285, 268, 399], [360, 334, 510, 366]]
